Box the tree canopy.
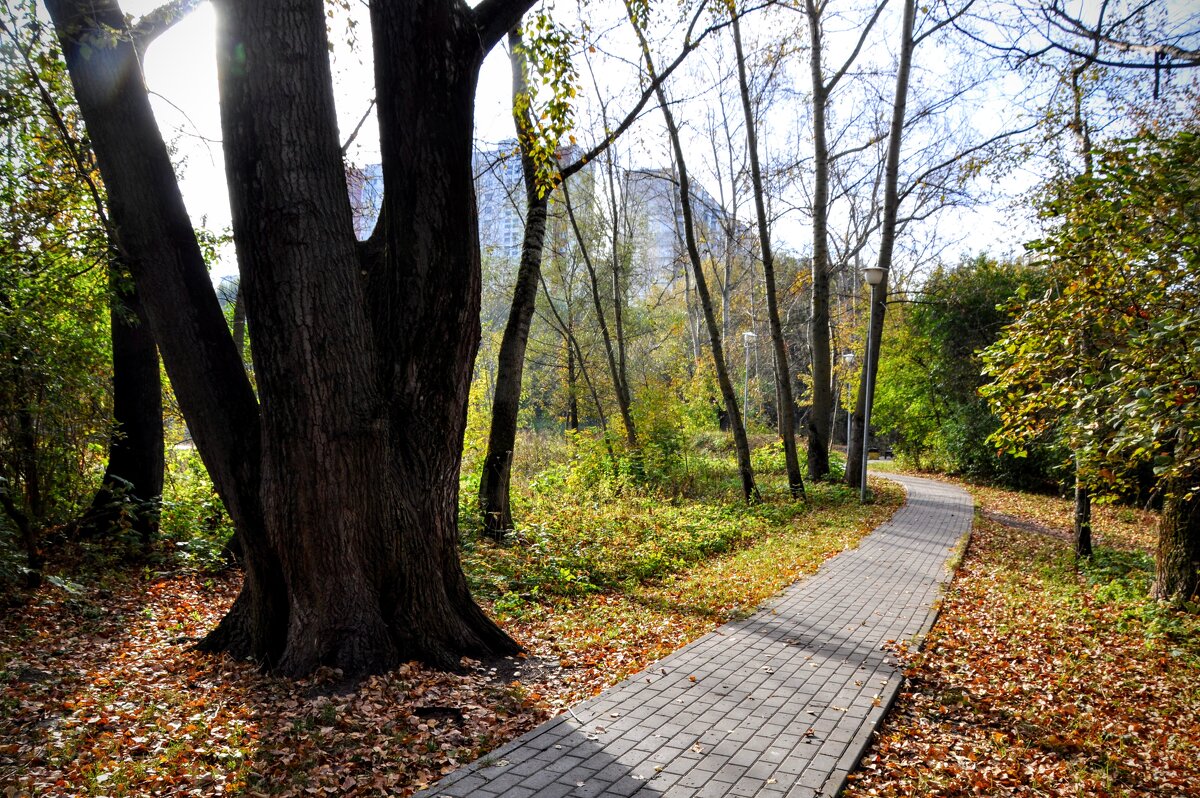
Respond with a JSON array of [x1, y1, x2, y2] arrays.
[[982, 131, 1200, 601]]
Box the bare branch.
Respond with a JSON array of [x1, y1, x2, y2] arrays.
[[560, 1, 774, 180], [898, 121, 1039, 204], [341, 99, 376, 155], [913, 0, 978, 47], [132, 0, 203, 54], [826, 0, 890, 93]]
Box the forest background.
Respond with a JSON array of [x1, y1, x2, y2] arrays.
[[1, 0, 1199, 794]]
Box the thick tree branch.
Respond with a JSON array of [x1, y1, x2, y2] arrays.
[[474, 0, 539, 52], [1041, 41, 1200, 69], [132, 0, 204, 54]]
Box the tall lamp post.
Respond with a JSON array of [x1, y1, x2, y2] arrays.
[[860, 265, 887, 502], [743, 331, 757, 422]]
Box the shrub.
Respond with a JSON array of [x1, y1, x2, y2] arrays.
[[158, 450, 233, 571]]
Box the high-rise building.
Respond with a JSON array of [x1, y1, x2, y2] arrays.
[[622, 166, 753, 296], [473, 143, 527, 262], [344, 148, 744, 290], [346, 163, 384, 240]]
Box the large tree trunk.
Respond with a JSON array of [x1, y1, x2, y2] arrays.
[[479, 28, 550, 539], [1152, 477, 1200, 605], [731, 11, 804, 499], [45, 0, 286, 667], [51, 0, 528, 678], [369, 0, 525, 667], [213, 0, 519, 675], [81, 259, 164, 544], [804, 0, 833, 481]]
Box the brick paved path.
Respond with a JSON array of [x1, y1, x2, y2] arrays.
[[427, 473, 972, 798]]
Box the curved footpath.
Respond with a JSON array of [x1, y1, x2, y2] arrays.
[[426, 473, 973, 798]]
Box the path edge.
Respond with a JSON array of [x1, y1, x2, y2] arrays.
[[823, 473, 975, 797]]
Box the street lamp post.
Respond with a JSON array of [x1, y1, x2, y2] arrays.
[[860, 266, 887, 502], [743, 331, 757, 422]]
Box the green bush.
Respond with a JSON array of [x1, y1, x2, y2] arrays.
[[873, 254, 1061, 490], [158, 450, 233, 571]]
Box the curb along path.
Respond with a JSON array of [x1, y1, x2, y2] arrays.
[[426, 473, 973, 798]]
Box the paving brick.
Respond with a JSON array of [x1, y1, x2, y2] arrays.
[[422, 474, 970, 798]]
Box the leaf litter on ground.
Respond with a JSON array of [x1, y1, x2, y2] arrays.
[[1, 470, 901, 797], [844, 476, 1200, 798]]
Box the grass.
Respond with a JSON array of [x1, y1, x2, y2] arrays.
[[844, 478, 1200, 798], [469, 474, 903, 703], [462, 438, 902, 702], [1, 432, 902, 797]]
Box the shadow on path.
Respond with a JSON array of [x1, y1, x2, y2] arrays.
[[425, 473, 972, 798]]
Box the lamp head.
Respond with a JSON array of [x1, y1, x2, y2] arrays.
[[864, 265, 887, 286]]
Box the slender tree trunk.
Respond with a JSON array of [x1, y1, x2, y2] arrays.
[[805, 0, 833, 481], [82, 258, 164, 543], [15, 408, 42, 524], [684, 262, 701, 365], [1152, 477, 1200, 605], [606, 166, 633, 426], [732, 11, 804, 499], [847, 0, 914, 490], [479, 28, 551, 539], [566, 328, 579, 430], [563, 179, 638, 447], [1069, 63, 1094, 549], [1074, 471, 1093, 559], [539, 272, 609, 438], [628, 7, 758, 502], [0, 470, 39, 575]]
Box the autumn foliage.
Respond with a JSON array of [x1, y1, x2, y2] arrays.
[[845, 478, 1200, 798]]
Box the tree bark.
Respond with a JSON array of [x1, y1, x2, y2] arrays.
[[846, 0, 915, 491], [1074, 475, 1093, 559], [479, 28, 551, 539], [82, 258, 164, 544], [731, 10, 804, 499], [1152, 478, 1200, 605], [629, 8, 759, 502], [45, 0, 286, 667], [805, 0, 833, 481], [51, 0, 530, 677], [566, 327, 579, 431]]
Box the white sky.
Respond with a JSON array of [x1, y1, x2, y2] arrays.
[[125, 0, 1035, 282]]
